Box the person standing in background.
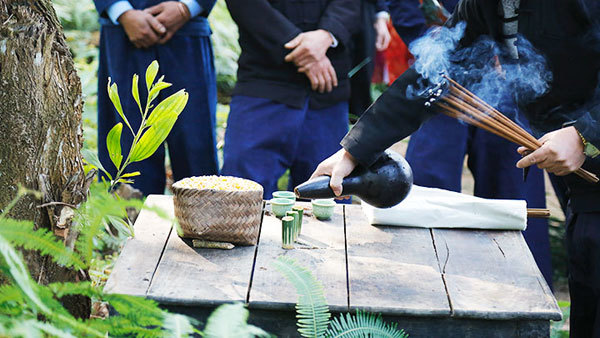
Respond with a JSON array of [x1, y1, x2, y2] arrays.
[[348, 0, 391, 120], [385, 0, 553, 288], [221, 0, 359, 199], [93, 0, 219, 195]]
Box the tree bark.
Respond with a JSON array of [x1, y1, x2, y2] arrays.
[[0, 0, 89, 317]]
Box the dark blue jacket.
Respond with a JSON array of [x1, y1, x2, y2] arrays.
[[226, 0, 360, 109]]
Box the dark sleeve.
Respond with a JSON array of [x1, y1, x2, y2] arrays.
[[572, 0, 600, 149], [318, 0, 361, 47], [375, 0, 389, 13], [341, 0, 490, 166], [198, 0, 217, 15], [225, 0, 302, 64], [93, 0, 120, 17]]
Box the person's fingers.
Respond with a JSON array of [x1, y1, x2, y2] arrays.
[[327, 63, 338, 87], [316, 72, 325, 93], [158, 31, 174, 44], [147, 14, 166, 35], [295, 54, 313, 67], [308, 72, 318, 91], [375, 34, 384, 51], [310, 162, 331, 180], [285, 46, 308, 63], [517, 146, 529, 155], [284, 34, 303, 49], [516, 147, 548, 168], [538, 132, 553, 145], [321, 66, 333, 93], [381, 32, 391, 50], [329, 167, 344, 196], [144, 3, 163, 15]]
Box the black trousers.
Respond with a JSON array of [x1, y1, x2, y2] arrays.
[[348, 1, 376, 119], [567, 212, 600, 338]]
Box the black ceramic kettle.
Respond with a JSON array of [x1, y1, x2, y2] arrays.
[[294, 150, 413, 208]]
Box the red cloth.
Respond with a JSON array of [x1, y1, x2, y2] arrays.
[[373, 21, 414, 85]]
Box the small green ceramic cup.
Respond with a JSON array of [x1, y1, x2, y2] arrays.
[[281, 216, 295, 249], [286, 210, 299, 241], [272, 190, 297, 201], [271, 198, 295, 218], [292, 206, 304, 238], [312, 199, 336, 220]]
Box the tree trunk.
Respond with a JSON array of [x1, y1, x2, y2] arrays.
[[0, 0, 90, 318]]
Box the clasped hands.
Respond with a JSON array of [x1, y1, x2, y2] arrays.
[[119, 1, 191, 48], [284, 30, 337, 93]]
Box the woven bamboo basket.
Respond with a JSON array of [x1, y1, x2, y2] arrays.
[[172, 176, 264, 245]]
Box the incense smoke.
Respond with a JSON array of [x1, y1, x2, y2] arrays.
[[407, 22, 552, 112]]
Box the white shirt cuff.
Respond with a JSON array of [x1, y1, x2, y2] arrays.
[[107, 1, 134, 25], [375, 11, 390, 21], [329, 32, 338, 48], [180, 0, 203, 18]]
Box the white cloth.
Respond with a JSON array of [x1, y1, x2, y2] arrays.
[[362, 185, 527, 230]]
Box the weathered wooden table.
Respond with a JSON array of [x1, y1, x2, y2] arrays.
[[105, 195, 561, 337]]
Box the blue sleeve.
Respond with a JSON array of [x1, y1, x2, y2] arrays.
[[180, 0, 203, 17], [106, 1, 133, 24]]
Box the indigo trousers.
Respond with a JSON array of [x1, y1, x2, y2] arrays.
[[98, 24, 218, 195], [221, 95, 348, 199]]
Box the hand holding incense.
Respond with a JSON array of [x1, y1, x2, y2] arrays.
[[424, 75, 599, 184]]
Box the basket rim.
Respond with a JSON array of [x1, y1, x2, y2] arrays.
[[172, 175, 264, 193]]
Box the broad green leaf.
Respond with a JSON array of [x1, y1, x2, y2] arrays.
[[131, 74, 142, 115], [106, 123, 123, 170], [129, 114, 178, 162], [145, 60, 159, 91], [107, 79, 133, 135], [121, 171, 141, 178], [147, 81, 172, 106], [146, 90, 188, 127], [82, 149, 112, 181]]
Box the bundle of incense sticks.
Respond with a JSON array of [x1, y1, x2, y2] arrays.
[[425, 75, 599, 184]]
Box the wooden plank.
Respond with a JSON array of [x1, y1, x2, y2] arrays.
[[432, 229, 562, 320], [345, 205, 450, 316], [104, 195, 174, 296], [146, 203, 259, 305], [249, 203, 348, 311]]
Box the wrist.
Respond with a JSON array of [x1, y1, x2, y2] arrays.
[[177, 2, 191, 20], [117, 9, 136, 24]]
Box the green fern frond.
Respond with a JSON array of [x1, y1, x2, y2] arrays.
[[0, 218, 86, 270], [103, 293, 164, 327], [0, 284, 25, 315], [89, 316, 162, 338], [47, 281, 101, 299], [326, 310, 408, 338], [272, 256, 331, 338], [0, 233, 50, 314], [163, 313, 197, 338], [203, 302, 270, 338], [18, 319, 76, 338], [74, 182, 144, 264]]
